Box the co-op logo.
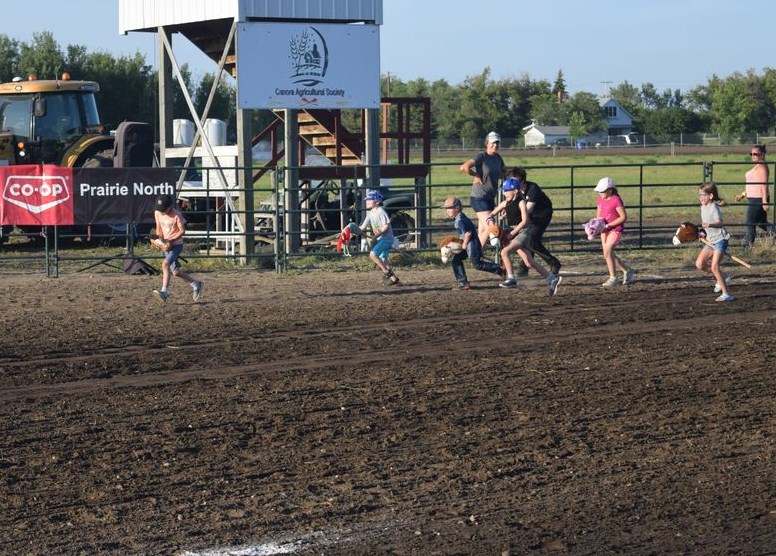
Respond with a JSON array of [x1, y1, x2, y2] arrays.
[[2, 174, 70, 214]]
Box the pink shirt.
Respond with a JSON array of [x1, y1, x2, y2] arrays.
[[745, 164, 769, 200], [155, 208, 186, 246], [597, 194, 625, 233]]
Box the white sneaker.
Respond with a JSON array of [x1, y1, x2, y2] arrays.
[[547, 273, 562, 297], [153, 289, 170, 302], [713, 274, 731, 293], [715, 293, 735, 302], [601, 276, 619, 287], [622, 268, 635, 285], [192, 281, 203, 301]]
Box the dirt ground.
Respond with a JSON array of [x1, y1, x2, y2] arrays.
[[1, 257, 775, 555]]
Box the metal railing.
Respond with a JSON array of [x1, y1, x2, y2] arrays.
[[1, 159, 772, 276]]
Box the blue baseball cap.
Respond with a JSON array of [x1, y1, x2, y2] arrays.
[[365, 190, 384, 203], [501, 177, 520, 191]]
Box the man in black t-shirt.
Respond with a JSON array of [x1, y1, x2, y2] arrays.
[[511, 167, 562, 276]]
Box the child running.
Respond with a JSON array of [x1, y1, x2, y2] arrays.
[[489, 177, 561, 297], [594, 177, 635, 287], [695, 182, 734, 302], [152, 194, 203, 302], [356, 190, 400, 285], [443, 195, 505, 289]]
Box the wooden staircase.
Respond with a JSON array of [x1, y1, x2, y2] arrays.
[[252, 97, 431, 183], [293, 110, 363, 165], [252, 109, 363, 182]]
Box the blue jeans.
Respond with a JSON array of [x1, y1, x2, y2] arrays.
[[451, 241, 501, 284], [744, 198, 770, 246]]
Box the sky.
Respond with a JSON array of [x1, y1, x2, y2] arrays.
[[3, 0, 775, 96]]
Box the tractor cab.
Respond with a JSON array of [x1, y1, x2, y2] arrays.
[[0, 74, 110, 167]]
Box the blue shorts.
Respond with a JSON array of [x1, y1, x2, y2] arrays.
[[469, 196, 495, 213], [704, 238, 729, 252], [164, 243, 184, 271], [371, 236, 393, 260]]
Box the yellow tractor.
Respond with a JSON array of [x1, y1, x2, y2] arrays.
[[0, 74, 116, 241], [0, 73, 114, 168]]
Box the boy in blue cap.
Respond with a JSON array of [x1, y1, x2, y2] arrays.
[[351, 190, 400, 285], [443, 195, 505, 289]]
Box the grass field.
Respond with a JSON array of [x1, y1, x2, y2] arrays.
[[389, 151, 762, 225]]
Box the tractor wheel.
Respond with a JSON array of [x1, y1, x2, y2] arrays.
[[390, 211, 415, 244], [80, 148, 114, 168]]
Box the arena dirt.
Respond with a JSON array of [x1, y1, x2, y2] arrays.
[[1, 262, 774, 555]]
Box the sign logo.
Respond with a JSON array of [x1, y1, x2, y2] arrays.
[[2, 174, 70, 214], [289, 27, 328, 86]]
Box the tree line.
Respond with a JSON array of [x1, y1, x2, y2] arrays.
[[2, 32, 775, 145]]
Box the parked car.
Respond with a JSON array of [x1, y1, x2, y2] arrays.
[[546, 138, 570, 148]]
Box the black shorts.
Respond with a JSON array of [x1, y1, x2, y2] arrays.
[[470, 196, 495, 213]]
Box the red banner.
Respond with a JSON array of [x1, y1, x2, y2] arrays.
[[0, 165, 75, 226], [0, 165, 178, 226]]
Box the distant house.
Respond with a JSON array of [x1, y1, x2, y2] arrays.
[[522, 124, 570, 147], [523, 97, 636, 147], [599, 97, 635, 135]]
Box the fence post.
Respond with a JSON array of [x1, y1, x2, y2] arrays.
[[569, 167, 576, 252]]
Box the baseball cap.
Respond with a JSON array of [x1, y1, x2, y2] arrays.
[[594, 176, 615, 192], [364, 190, 384, 203], [155, 194, 175, 212], [501, 177, 520, 191], [486, 131, 501, 143], [443, 197, 462, 209]]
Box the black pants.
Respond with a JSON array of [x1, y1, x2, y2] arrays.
[[517, 217, 560, 273], [744, 198, 770, 246]]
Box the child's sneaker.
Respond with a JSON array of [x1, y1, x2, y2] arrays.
[[455, 282, 471, 290], [713, 274, 731, 293], [622, 268, 635, 285], [153, 289, 170, 302], [499, 278, 517, 288], [547, 273, 562, 297], [715, 293, 735, 302], [192, 281, 203, 301], [601, 276, 619, 287]]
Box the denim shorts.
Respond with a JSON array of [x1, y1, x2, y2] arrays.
[[704, 238, 729, 252], [470, 196, 495, 213], [164, 243, 184, 271], [371, 236, 394, 260]]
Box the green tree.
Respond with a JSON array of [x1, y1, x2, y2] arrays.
[[195, 73, 237, 140], [552, 69, 567, 103], [454, 68, 502, 144], [707, 73, 757, 142], [18, 32, 65, 80], [428, 79, 459, 144], [81, 51, 156, 130], [568, 111, 587, 141], [565, 92, 606, 133], [529, 94, 562, 126], [0, 34, 20, 81]]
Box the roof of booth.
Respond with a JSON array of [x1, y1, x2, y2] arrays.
[[119, 0, 382, 70], [118, 0, 383, 34]]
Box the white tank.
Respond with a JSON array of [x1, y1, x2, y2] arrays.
[[204, 118, 227, 146], [173, 119, 195, 146]]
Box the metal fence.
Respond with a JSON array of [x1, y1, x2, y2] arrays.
[[1, 159, 772, 276]]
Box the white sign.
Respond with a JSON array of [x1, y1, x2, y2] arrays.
[[237, 22, 380, 110]]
